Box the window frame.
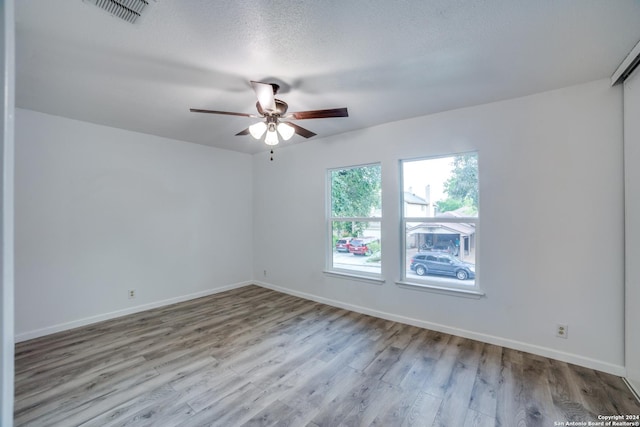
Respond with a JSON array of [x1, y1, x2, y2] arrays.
[[325, 163, 383, 283], [398, 153, 483, 296]]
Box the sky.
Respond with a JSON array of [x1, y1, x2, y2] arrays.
[[402, 156, 454, 204]]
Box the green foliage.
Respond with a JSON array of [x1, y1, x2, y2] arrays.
[[367, 253, 381, 263], [331, 165, 381, 236], [367, 241, 381, 254], [435, 198, 464, 213], [366, 241, 381, 263], [348, 221, 369, 238], [331, 166, 381, 217], [439, 154, 478, 213]]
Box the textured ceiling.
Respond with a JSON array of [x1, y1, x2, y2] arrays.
[[15, 0, 640, 154]]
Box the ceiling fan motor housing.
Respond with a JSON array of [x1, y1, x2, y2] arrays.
[[256, 99, 288, 117]]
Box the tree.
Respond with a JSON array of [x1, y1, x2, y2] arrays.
[[437, 154, 478, 213], [331, 165, 381, 236], [435, 198, 464, 213]]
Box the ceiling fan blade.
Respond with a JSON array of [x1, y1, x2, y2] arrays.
[[285, 122, 317, 138], [285, 107, 348, 120], [190, 108, 257, 118], [235, 128, 250, 136], [251, 81, 276, 113]]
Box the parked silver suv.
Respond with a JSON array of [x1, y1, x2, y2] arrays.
[[410, 252, 474, 280]]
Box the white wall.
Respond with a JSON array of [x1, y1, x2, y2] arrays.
[[253, 79, 625, 374], [624, 66, 640, 393], [13, 78, 627, 377], [15, 109, 253, 340]]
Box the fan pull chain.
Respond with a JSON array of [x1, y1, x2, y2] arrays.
[[270, 149, 274, 161]]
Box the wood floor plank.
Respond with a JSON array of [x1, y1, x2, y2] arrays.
[[249, 348, 327, 392], [432, 338, 483, 427], [277, 364, 363, 425], [14, 285, 639, 426], [84, 393, 195, 427], [307, 373, 379, 426], [362, 344, 403, 379], [49, 357, 217, 427], [367, 383, 419, 427], [547, 358, 596, 422], [181, 372, 251, 415], [568, 364, 624, 417], [380, 328, 431, 386], [346, 320, 408, 372], [178, 381, 268, 426], [463, 408, 496, 427], [396, 330, 451, 393], [421, 334, 464, 398], [595, 370, 640, 415], [495, 348, 527, 427], [239, 399, 296, 427], [14, 356, 148, 414], [468, 343, 501, 418], [401, 391, 441, 427], [15, 364, 161, 425], [338, 380, 400, 427], [519, 352, 557, 427]]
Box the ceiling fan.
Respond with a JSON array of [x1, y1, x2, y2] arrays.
[[190, 81, 349, 147]]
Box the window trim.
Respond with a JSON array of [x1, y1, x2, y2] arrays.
[[399, 153, 481, 293], [326, 163, 382, 280], [395, 280, 484, 298], [324, 269, 386, 285]]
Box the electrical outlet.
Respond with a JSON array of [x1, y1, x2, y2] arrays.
[[556, 324, 568, 339], [128, 289, 136, 299]]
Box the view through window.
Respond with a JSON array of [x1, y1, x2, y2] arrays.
[[402, 153, 478, 287], [328, 164, 382, 277]]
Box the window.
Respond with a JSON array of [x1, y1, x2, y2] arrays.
[[401, 153, 479, 290], [327, 164, 382, 278]]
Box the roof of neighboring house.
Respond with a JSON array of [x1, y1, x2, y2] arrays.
[[437, 207, 478, 217], [407, 222, 476, 236], [404, 192, 429, 205]]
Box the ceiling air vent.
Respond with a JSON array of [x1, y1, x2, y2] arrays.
[[83, 0, 149, 24]]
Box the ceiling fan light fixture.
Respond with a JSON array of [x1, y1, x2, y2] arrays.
[[249, 121, 267, 139], [277, 122, 295, 141], [190, 80, 349, 150], [264, 129, 279, 146]]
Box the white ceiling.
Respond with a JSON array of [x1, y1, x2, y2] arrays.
[[15, 0, 640, 154]]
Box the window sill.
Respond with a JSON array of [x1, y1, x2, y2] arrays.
[[395, 280, 485, 299], [324, 270, 386, 285]]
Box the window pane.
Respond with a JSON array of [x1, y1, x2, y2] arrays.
[[405, 221, 476, 286], [332, 221, 381, 275], [403, 154, 478, 218], [331, 165, 382, 218]]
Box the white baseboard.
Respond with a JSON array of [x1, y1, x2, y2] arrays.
[[254, 280, 626, 377], [15, 281, 252, 343], [17, 279, 627, 377], [625, 377, 640, 402]]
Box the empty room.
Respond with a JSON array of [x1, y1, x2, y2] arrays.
[[2, 0, 640, 426]]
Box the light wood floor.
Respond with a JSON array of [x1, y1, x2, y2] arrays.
[[14, 285, 640, 426]]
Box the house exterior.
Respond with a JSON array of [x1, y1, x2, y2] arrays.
[[406, 210, 476, 263], [404, 188, 431, 217]]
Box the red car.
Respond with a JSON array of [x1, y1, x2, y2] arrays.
[[335, 238, 353, 253], [348, 238, 377, 256]]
